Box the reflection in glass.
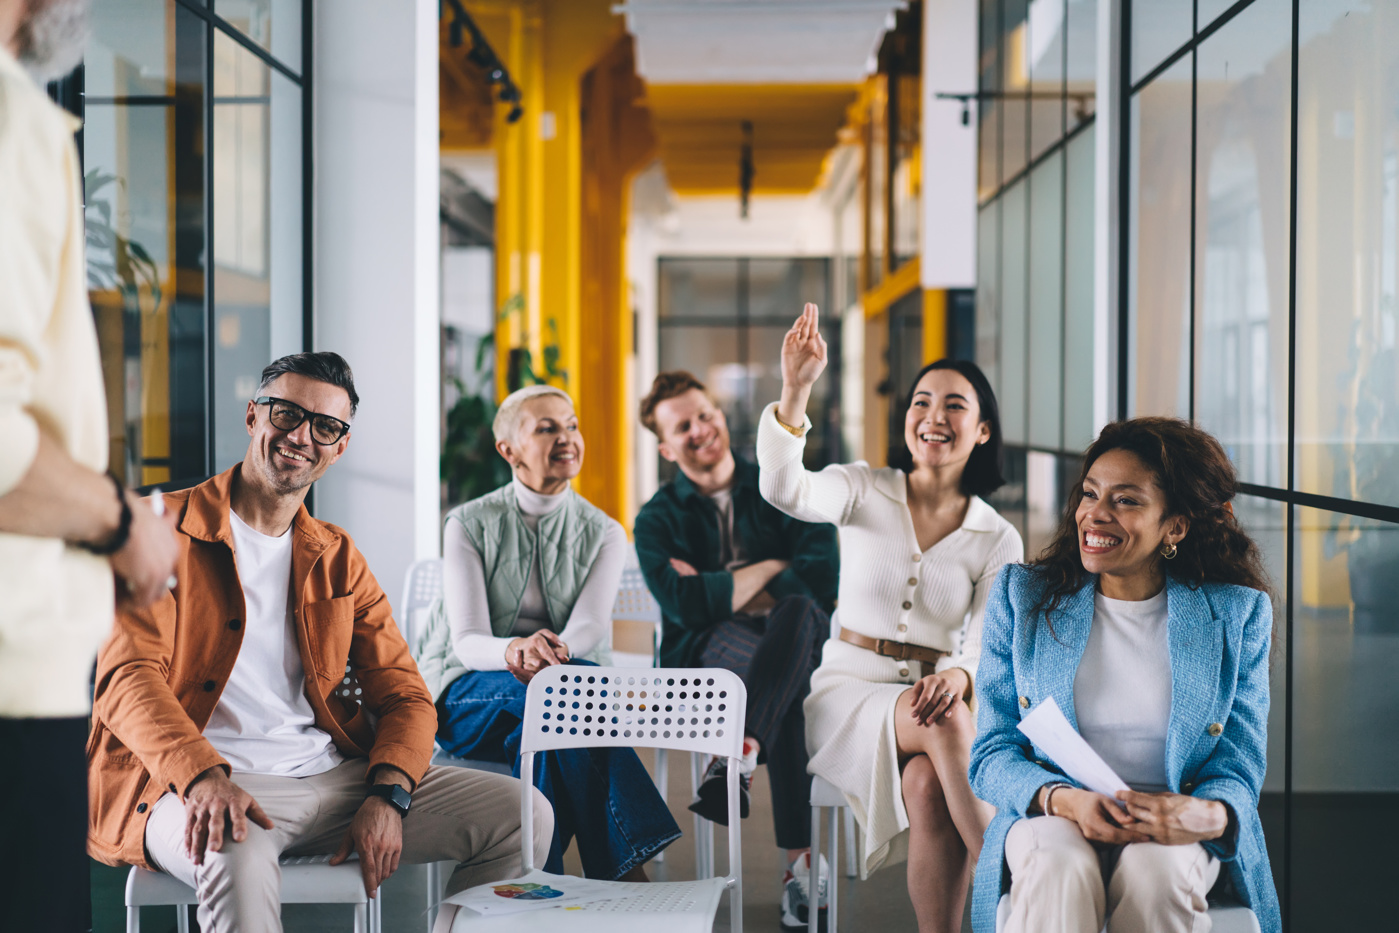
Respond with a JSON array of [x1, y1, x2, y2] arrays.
[[976, 202, 1001, 399], [658, 258, 740, 320], [1296, 2, 1399, 509], [1193, 0, 1291, 488], [1000, 178, 1028, 444], [1002, 0, 1030, 182], [215, 0, 301, 72], [212, 30, 302, 471], [979, 0, 1002, 200], [84, 0, 206, 486], [1128, 55, 1191, 418], [1027, 0, 1065, 163], [1065, 0, 1097, 125], [1028, 151, 1064, 449], [1292, 504, 1399, 928], [1130, 0, 1192, 86], [1063, 125, 1095, 451]]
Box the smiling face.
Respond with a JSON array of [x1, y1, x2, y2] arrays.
[[652, 388, 733, 477], [243, 372, 353, 496], [1076, 447, 1190, 595], [903, 368, 991, 472], [496, 394, 583, 492]]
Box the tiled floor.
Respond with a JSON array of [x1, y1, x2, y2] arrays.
[[96, 748, 974, 932]]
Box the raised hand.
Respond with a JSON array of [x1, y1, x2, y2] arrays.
[[781, 303, 828, 392]]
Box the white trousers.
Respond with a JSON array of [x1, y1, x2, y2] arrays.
[[1001, 816, 1221, 933], [144, 758, 553, 933]]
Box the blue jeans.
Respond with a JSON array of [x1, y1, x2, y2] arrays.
[[437, 661, 681, 879]]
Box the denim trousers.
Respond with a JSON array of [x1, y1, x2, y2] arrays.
[[437, 661, 682, 879]]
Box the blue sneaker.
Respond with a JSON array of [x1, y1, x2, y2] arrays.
[[780, 851, 829, 930]]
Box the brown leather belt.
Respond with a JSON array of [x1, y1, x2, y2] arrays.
[[838, 629, 948, 665]]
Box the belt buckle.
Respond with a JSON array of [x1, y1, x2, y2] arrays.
[[877, 639, 910, 662]]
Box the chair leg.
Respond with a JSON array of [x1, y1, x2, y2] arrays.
[[690, 752, 713, 879], [373, 892, 383, 933], [176, 905, 190, 933], [126, 906, 140, 933], [354, 902, 368, 933], [843, 808, 857, 878], [808, 803, 822, 933], [426, 861, 441, 933], [827, 806, 840, 933], [653, 748, 669, 864]]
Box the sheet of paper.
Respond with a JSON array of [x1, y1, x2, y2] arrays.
[[442, 870, 618, 916], [1016, 695, 1131, 800]]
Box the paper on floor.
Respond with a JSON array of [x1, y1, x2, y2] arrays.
[[442, 870, 617, 916]]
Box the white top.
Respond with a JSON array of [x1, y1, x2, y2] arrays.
[[202, 511, 343, 777], [444, 478, 628, 670], [756, 402, 1023, 875], [1074, 589, 1172, 792], [0, 48, 115, 716]]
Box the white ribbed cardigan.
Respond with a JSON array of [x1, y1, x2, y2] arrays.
[[755, 403, 1023, 875]]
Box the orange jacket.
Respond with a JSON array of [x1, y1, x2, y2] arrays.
[[87, 466, 437, 868]]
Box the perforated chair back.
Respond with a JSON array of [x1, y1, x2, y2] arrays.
[[612, 566, 661, 623], [516, 666, 747, 931], [399, 558, 444, 648]]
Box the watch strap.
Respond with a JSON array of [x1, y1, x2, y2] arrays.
[[365, 783, 412, 817]]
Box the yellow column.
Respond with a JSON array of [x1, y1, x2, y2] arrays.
[[922, 288, 946, 363]]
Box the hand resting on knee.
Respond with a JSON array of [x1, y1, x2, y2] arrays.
[[182, 767, 275, 864]]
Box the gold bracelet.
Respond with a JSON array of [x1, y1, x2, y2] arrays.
[[774, 410, 806, 437]]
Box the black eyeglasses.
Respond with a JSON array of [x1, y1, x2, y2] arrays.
[[253, 397, 352, 445]]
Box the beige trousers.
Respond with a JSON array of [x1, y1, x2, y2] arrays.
[[1002, 816, 1221, 933], [145, 758, 553, 933]]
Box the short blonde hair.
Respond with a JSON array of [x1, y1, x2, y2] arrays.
[[492, 385, 574, 443]]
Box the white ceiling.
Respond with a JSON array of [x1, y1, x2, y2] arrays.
[[614, 0, 907, 85]]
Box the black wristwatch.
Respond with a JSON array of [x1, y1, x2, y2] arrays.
[[365, 783, 412, 818]]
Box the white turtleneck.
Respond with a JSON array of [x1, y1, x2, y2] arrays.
[[443, 476, 627, 671]]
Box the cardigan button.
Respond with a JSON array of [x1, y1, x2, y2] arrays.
[[1183, 781, 1195, 791], [907, 577, 918, 587], [203, 680, 217, 692], [1208, 723, 1223, 737], [136, 803, 147, 814], [901, 601, 913, 610], [1019, 696, 1030, 708], [897, 624, 907, 633], [898, 668, 909, 678]]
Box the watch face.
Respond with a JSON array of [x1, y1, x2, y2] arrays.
[[370, 784, 411, 815]]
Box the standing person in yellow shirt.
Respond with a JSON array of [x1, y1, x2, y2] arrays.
[[0, 2, 180, 930]]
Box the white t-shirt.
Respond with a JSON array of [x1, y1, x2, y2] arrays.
[[1073, 588, 1172, 792], [202, 511, 343, 776]]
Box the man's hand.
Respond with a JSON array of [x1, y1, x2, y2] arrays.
[[182, 767, 274, 865], [505, 630, 570, 684], [1054, 788, 1150, 845], [1117, 790, 1229, 846], [332, 768, 410, 897], [738, 590, 777, 615], [110, 491, 180, 609], [670, 558, 698, 577]]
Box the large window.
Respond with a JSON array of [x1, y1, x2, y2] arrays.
[[973, 0, 1399, 927], [73, 0, 308, 488], [657, 258, 839, 478]]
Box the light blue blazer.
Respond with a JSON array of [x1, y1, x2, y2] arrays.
[[968, 563, 1279, 933]]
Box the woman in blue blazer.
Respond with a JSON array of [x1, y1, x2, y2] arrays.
[[968, 417, 1279, 933]]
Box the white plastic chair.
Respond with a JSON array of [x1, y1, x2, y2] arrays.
[[445, 666, 748, 932], [124, 854, 380, 933], [806, 774, 858, 933], [994, 892, 1261, 932]]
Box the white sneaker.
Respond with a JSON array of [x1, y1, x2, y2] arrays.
[[780, 851, 829, 930]]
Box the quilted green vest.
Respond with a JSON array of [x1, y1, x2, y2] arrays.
[[416, 482, 613, 701]]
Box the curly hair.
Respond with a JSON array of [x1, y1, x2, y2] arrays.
[[1031, 417, 1271, 625]]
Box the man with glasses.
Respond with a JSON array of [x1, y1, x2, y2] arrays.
[[87, 352, 552, 933]]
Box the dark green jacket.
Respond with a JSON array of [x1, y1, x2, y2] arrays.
[[634, 453, 839, 667]]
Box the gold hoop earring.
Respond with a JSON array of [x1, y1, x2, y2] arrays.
[[1161, 543, 1178, 560]]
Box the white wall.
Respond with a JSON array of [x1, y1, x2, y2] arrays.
[[313, 0, 440, 611], [922, 0, 979, 288]]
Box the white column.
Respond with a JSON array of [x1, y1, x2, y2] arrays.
[[313, 0, 441, 608], [1093, 0, 1123, 430], [922, 0, 979, 289]]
